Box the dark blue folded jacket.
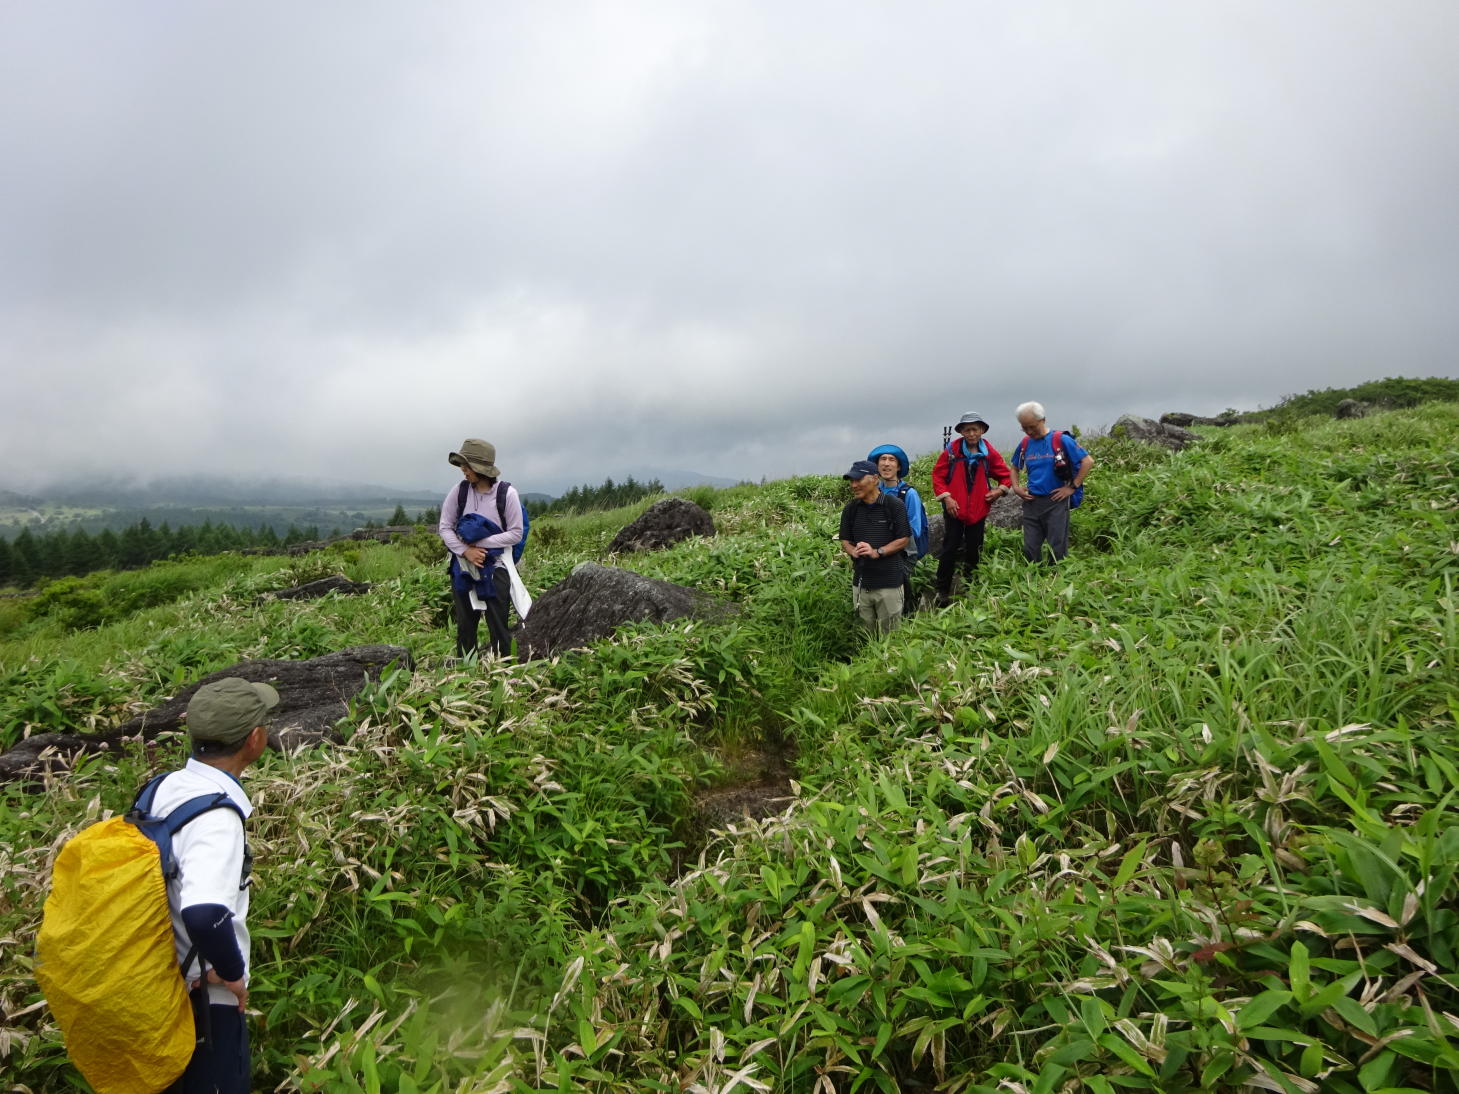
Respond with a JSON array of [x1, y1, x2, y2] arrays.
[[450, 513, 505, 599]]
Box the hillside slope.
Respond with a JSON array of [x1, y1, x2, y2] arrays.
[[2, 406, 1457, 1092]]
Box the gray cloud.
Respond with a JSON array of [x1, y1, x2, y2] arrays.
[[3, 1, 1456, 495]]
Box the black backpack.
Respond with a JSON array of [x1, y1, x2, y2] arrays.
[[453, 481, 530, 562]]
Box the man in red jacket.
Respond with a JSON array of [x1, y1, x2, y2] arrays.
[[931, 413, 1014, 606]]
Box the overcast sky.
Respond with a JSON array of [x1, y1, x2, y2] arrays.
[[3, 1, 1456, 495]]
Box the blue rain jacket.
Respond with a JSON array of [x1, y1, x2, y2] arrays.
[[450, 512, 504, 600]]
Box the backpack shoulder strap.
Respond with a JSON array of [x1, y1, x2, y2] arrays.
[[894, 482, 910, 499], [131, 773, 169, 816], [128, 787, 245, 881], [495, 481, 511, 526], [163, 793, 244, 836], [1051, 430, 1064, 454], [455, 480, 470, 515]]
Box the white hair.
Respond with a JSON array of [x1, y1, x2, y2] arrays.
[[1016, 401, 1045, 421]]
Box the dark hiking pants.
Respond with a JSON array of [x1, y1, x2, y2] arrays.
[[936, 518, 986, 596], [452, 577, 512, 659], [167, 995, 249, 1094]]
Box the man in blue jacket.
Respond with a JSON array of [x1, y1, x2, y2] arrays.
[[867, 443, 928, 614], [1010, 402, 1094, 564]]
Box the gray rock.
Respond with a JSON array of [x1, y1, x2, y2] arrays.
[[0, 645, 412, 782], [1160, 411, 1240, 428], [1335, 399, 1368, 419], [986, 492, 1024, 530], [265, 575, 372, 601], [925, 510, 946, 559], [921, 491, 1023, 551], [608, 498, 715, 554], [241, 526, 416, 557], [519, 563, 733, 660], [1110, 415, 1200, 451]]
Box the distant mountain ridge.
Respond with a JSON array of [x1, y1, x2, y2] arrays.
[[0, 490, 43, 510], [1, 474, 441, 508], [0, 470, 740, 508], [0, 470, 748, 539], [639, 469, 743, 490]]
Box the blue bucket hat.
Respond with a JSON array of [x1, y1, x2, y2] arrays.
[[866, 444, 909, 478]]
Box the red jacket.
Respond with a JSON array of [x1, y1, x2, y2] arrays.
[[932, 439, 1013, 525]]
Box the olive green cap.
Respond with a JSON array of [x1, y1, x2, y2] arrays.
[[186, 678, 279, 744]]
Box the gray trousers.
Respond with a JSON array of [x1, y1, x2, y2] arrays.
[[1022, 494, 1071, 563], [852, 584, 903, 634]]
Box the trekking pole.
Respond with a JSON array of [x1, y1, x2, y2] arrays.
[[183, 947, 215, 1052]]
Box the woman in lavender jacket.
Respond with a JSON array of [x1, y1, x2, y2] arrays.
[[437, 438, 524, 659]]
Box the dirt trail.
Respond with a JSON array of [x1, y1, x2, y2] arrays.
[[673, 744, 795, 872]]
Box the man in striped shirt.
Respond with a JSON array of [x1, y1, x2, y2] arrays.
[[839, 459, 912, 635]]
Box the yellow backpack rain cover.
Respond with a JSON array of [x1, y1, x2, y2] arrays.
[[36, 811, 202, 1094]]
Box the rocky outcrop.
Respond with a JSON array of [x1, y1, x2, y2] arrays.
[[923, 491, 1022, 551], [925, 511, 946, 559], [1110, 415, 1200, 451], [986, 492, 1023, 531], [264, 576, 372, 601], [519, 563, 733, 660], [241, 525, 417, 557], [0, 645, 412, 782], [1160, 411, 1241, 428], [608, 499, 716, 554], [1335, 399, 1369, 419]]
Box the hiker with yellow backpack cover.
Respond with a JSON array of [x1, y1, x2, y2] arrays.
[[36, 677, 276, 1094]]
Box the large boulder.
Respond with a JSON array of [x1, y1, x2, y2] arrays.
[[1160, 411, 1240, 428], [925, 510, 946, 559], [986, 492, 1023, 531], [263, 575, 372, 601], [608, 498, 715, 554], [519, 563, 733, 660], [1335, 399, 1368, 419], [0, 645, 412, 782], [922, 491, 1023, 553], [1110, 415, 1199, 451], [242, 526, 416, 557]]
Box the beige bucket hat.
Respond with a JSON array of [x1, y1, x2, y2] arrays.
[[448, 439, 500, 478]]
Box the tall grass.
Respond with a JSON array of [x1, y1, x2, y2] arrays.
[[0, 405, 1455, 1091]]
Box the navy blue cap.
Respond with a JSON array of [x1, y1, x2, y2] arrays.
[[843, 459, 880, 480]]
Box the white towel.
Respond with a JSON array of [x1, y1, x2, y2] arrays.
[[499, 553, 532, 619]]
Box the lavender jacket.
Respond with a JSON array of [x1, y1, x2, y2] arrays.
[[437, 481, 524, 558]]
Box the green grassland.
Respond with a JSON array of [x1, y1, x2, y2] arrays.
[[1, 405, 1457, 1092]]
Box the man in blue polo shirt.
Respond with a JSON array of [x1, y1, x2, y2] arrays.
[[1010, 401, 1094, 564]]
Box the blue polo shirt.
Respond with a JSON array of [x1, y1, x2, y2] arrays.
[[1012, 431, 1089, 496]]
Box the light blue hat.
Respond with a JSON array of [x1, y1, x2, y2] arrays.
[[866, 444, 909, 478]]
